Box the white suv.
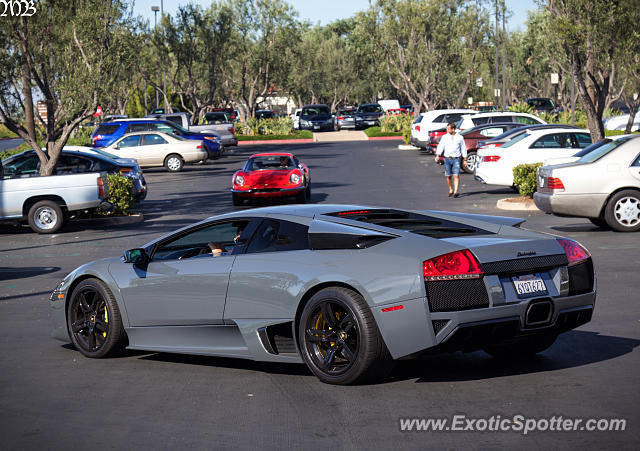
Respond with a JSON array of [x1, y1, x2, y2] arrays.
[[457, 112, 545, 131], [410, 109, 476, 149]]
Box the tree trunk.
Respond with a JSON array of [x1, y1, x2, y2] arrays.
[[625, 102, 639, 134]]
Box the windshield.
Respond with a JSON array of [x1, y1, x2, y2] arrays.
[[302, 106, 330, 116], [577, 137, 632, 163], [163, 121, 188, 134], [502, 132, 530, 148], [83, 148, 120, 159], [357, 104, 382, 114], [248, 155, 295, 170]]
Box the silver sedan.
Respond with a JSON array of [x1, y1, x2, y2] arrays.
[[535, 134, 640, 231]]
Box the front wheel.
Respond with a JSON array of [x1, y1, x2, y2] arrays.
[[298, 287, 393, 385], [27, 200, 64, 234], [67, 278, 128, 358], [232, 193, 244, 206], [164, 154, 184, 172], [604, 190, 640, 232]]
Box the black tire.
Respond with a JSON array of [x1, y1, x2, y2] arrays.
[[295, 185, 308, 203], [67, 278, 128, 358], [588, 217, 608, 228], [232, 193, 244, 206], [164, 154, 184, 172], [604, 189, 640, 232], [483, 333, 557, 359], [463, 152, 477, 174], [298, 287, 393, 385], [27, 200, 64, 234]]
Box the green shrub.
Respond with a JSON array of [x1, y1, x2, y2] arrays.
[[236, 130, 313, 140], [508, 102, 534, 114], [104, 173, 133, 215], [0, 148, 25, 161], [513, 163, 542, 198], [364, 126, 402, 137], [379, 113, 414, 144], [242, 117, 293, 136]]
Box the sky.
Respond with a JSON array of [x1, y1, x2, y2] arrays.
[[133, 0, 539, 32]]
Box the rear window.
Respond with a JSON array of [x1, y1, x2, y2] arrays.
[[326, 209, 492, 238], [302, 106, 330, 116], [502, 132, 530, 148], [357, 105, 383, 114], [94, 124, 121, 135], [577, 137, 632, 163]]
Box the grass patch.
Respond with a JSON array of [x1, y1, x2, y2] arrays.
[[0, 125, 18, 139], [237, 130, 313, 141], [364, 126, 402, 138], [605, 129, 640, 136]]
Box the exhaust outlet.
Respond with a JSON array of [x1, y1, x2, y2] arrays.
[[525, 299, 553, 327]]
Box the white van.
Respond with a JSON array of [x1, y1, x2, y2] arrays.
[[378, 99, 401, 112]]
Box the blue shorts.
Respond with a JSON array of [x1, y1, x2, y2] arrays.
[[443, 157, 461, 176]]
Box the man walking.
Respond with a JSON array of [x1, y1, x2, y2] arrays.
[[434, 122, 467, 197]]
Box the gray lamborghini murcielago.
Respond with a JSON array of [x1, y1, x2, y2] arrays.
[[51, 204, 596, 384]]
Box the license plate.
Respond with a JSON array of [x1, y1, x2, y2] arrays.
[[313, 126, 320, 130], [512, 274, 547, 298]]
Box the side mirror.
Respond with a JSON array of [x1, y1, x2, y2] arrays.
[[123, 248, 148, 265]]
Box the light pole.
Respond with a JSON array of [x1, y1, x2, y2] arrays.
[[152, 6, 159, 111]]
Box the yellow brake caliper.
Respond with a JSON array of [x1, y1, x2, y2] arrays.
[[103, 306, 108, 337]]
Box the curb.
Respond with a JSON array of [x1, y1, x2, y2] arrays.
[[75, 213, 144, 227], [238, 139, 314, 145], [496, 197, 539, 211], [367, 136, 403, 141], [398, 144, 420, 151]]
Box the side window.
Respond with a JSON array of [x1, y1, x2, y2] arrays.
[[246, 219, 309, 254], [531, 133, 570, 149], [444, 113, 464, 123], [480, 127, 505, 137], [633, 154, 640, 166], [153, 220, 250, 261], [151, 123, 175, 134], [166, 115, 183, 126], [433, 114, 446, 122], [473, 117, 490, 126], [4, 156, 39, 176], [515, 115, 539, 125], [56, 155, 92, 174], [126, 124, 150, 133], [142, 134, 168, 146], [118, 135, 141, 148], [572, 133, 592, 148]]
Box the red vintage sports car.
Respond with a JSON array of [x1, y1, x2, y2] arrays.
[[231, 152, 311, 205]]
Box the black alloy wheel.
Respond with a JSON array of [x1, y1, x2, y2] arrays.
[[67, 279, 127, 358], [299, 287, 393, 384]]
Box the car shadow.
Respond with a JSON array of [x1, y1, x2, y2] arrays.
[[0, 266, 61, 281], [387, 330, 639, 384], [549, 223, 609, 233], [139, 352, 313, 377]]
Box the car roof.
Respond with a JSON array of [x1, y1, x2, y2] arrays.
[[302, 104, 329, 108], [249, 152, 294, 158], [464, 111, 539, 118], [523, 127, 590, 135], [9, 148, 128, 164]]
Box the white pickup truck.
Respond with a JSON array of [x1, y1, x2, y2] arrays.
[[0, 167, 111, 234]]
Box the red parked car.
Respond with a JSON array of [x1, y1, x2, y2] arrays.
[[231, 153, 311, 206]]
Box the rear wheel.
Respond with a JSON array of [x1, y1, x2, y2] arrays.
[[463, 152, 478, 174], [27, 200, 64, 234], [604, 190, 640, 232], [67, 278, 127, 358], [483, 333, 557, 359], [164, 154, 184, 172], [298, 287, 393, 385]]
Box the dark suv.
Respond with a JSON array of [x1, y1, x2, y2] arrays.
[[299, 104, 334, 131], [354, 103, 384, 129], [91, 119, 222, 159]]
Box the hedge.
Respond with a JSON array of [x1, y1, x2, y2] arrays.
[[103, 174, 134, 215], [363, 126, 402, 138], [512, 163, 542, 198]]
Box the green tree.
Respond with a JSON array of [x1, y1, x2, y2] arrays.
[[544, 0, 636, 140], [0, 0, 137, 176]]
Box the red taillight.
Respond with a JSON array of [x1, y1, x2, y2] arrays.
[[97, 177, 105, 197], [423, 250, 483, 281], [381, 305, 404, 313], [416, 125, 420, 132], [547, 177, 565, 190], [119, 168, 131, 175], [482, 155, 501, 162], [557, 238, 590, 266], [228, 127, 235, 135], [196, 145, 202, 149], [337, 210, 371, 216], [337, 116, 344, 120], [92, 135, 102, 145]]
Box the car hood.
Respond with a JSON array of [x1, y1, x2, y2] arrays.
[[244, 170, 299, 186]]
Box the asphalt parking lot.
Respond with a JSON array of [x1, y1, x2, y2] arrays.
[[1, 140, 638, 449]]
